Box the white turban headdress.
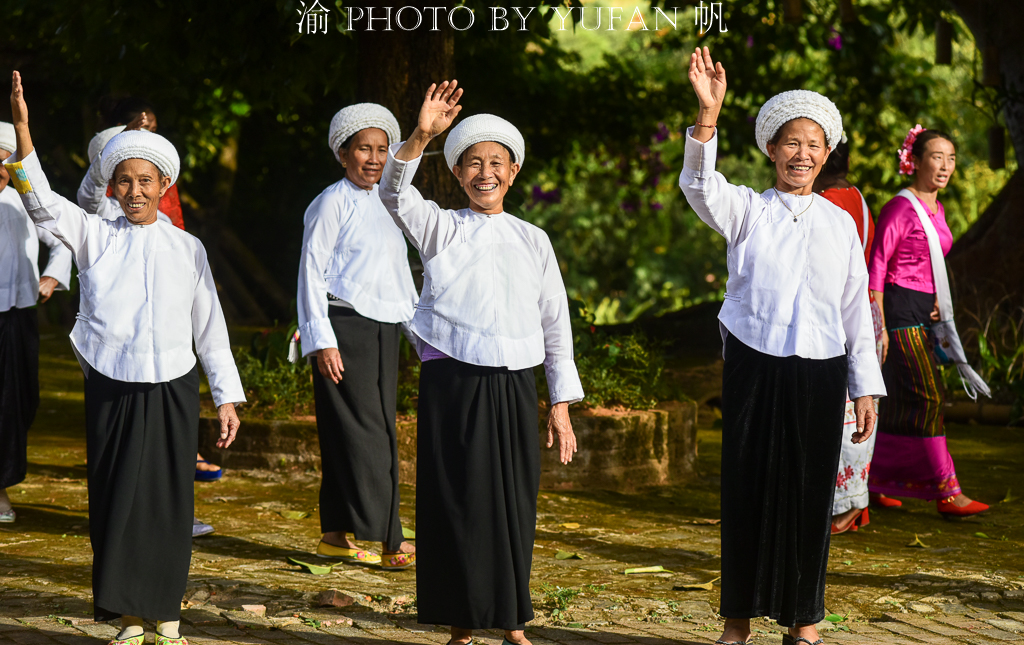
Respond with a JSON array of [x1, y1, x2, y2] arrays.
[[0, 122, 16, 154], [328, 103, 401, 163], [755, 90, 843, 157], [88, 126, 126, 162], [100, 130, 180, 185], [444, 114, 525, 173]]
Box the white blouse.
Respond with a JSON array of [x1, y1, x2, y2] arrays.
[[678, 128, 885, 400], [77, 153, 173, 225], [379, 144, 584, 405], [5, 151, 245, 407], [0, 186, 72, 312], [297, 177, 418, 357]]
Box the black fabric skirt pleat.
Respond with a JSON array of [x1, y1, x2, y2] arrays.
[[416, 358, 540, 631], [313, 307, 403, 551], [719, 334, 848, 627], [0, 308, 39, 489], [85, 365, 200, 622]]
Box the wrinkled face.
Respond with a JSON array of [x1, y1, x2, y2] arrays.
[[0, 149, 10, 192], [766, 118, 831, 194], [339, 127, 388, 190], [111, 158, 171, 225], [452, 141, 520, 215], [913, 137, 956, 191]]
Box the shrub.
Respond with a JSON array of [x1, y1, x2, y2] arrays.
[[234, 326, 315, 420]]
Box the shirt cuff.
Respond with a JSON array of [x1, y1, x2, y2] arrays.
[[545, 358, 585, 405], [202, 348, 247, 407], [683, 126, 718, 178], [3, 150, 51, 210], [847, 352, 886, 400], [382, 142, 423, 194], [299, 317, 338, 357]]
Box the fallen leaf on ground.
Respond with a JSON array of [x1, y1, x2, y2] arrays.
[[402, 527, 416, 539], [824, 614, 846, 623], [555, 551, 584, 560], [625, 565, 673, 575], [559, 522, 580, 530], [287, 557, 335, 575], [691, 519, 722, 525], [1001, 488, 1014, 503], [974, 532, 991, 539], [673, 576, 721, 591], [279, 510, 309, 520], [907, 534, 928, 548]]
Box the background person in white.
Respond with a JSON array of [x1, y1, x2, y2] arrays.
[[678, 49, 884, 645], [296, 103, 418, 569], [0, 120, 72, 524], [380, 81, 583, 645], [7, 71, 243, 645]]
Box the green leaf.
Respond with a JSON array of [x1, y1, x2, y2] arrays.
[[624, 565, 672, 574], [974, 532, 991, 539], [287, 557, 334, 575], [672, 576, 720, 591], [824, 614, 846, 623], [279, 510, 309, 520], [402, 527, 416, 539], [555, 551, 584, 560], [842, 560, 854, 565], [907, 534, 929, 548], [1001, 489, 1014, 503]]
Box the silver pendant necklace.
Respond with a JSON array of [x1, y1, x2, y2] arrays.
[[773, 188, 814, 222]]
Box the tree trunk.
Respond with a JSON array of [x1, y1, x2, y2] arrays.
[[946, 1, 1024, 308]]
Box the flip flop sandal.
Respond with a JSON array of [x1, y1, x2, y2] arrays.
[[782, 635, 824, 645], [155, 635, 188, 645], [107, 634, 145, 645], [381, 552, 416, 570], [195, 459, 222, 481], [715, 640, 752, 645], [0, 509, 15, 523], [316, 540, 381, 564]]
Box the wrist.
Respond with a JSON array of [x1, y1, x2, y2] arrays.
[[410, 128, 434, 145]]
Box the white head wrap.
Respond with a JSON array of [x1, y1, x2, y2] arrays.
[[444, 114, 525, 173], [88, 126, 126, 162], [755, 90, 843, 157], [0, 122, 16, 154], [328, 103, 401, 163], [100, 130, 180, 185]]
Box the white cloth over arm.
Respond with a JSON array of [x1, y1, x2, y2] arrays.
[[0, 186, 72, 311], [678, 127, 884, 399], [379, 142, 584, 405], [5, 150, 245, 407]]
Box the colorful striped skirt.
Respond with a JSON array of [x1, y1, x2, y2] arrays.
[[868, 325, 961, 500]]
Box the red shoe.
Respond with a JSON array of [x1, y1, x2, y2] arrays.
[[831, 508, 868, 535], [870, 493, 902, 508], [937, 496, 989, 518], [853, 507, 870, 529]]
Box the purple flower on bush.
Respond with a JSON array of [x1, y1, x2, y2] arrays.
[[621, 201, 637, 212], [746, 35, 754, 48], [651, 202, 664, 211], [828, 27, 842, 51], [654, 122, 670, 142], [531, 185, 561, 205]]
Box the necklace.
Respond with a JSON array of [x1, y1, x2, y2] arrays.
[[773, 188, 814, 222]]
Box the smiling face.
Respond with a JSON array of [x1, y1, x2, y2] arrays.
[[912, 137, 956, 192], [111, 158, 171, 225], [452, 141, 520, 215], [766, 118, 832, 195], [338, 127, 388, 190]]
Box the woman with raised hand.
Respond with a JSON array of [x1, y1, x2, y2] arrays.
[[678, 49, 885, 645], [378, 81, 584, 645], [866, 125, 989, 518], [7, 71, 244, 645], [296, 103, 418, 569]]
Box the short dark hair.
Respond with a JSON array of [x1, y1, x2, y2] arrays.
[[911, 129, 956, 159], [456, 142, 516, 167], [818, 138, 850, 181], [112, 96, 157, 126]]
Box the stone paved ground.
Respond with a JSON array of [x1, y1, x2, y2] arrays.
[[2, 333, 1023, 644]]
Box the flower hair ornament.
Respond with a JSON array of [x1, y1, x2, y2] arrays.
[[898, 124, 926, 175]]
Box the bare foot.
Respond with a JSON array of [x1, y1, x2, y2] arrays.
[[504, 630, 531, 645], [384, 540, 415, 555], [718, 617, 751, 644], [949, 492, 976, 507], [790, 624, 820, 643], [322, 531, 358, 549], [832, 506, 863, 532], [0, 488, 11, 513], [449, 627, 472, 644], [196, 453, 221, 472]]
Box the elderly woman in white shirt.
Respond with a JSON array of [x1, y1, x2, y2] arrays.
[[677, 50, 885, 645], [379, 81, 583, 645], [7, 72, 243, 645], [0, 121, 72, 524], [296, 103, 418, 569]]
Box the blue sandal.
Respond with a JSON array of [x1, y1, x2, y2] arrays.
[[195, 459, 222, 481]]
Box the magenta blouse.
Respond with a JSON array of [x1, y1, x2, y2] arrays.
[[867, 193, 953, 294]]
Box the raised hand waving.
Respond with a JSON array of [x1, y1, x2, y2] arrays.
[[688, 46, 727, 111], [417, 80, 464, 140]]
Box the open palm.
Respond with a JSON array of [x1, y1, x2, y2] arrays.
[[10, 71, 29, 127], [417, 80, 463, 139], [688, 47, 727, 111]]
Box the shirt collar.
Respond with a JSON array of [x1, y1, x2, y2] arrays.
[[341, 176, 377, 199]]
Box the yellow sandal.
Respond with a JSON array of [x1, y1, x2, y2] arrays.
[[316, 539, 381, 564]]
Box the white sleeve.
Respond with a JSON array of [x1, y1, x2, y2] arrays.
[[36, 226, 73, 291], [296, 193, 342, 357], [677, 127, 757, 245], [191, 241, 245, 407], [842, 233, 886, 399], [538, 236, 584, 405], [378, 143, 458, 262], [77, 153, 109, 213]]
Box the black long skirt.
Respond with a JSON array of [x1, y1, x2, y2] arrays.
[[313, 308, 403, 551], [416, 359, 540, 631], [720, 334, 848, 627], [85, 365, 200, 622], [0, 308, 39, 489]]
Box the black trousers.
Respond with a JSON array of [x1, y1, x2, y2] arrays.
[[85, 366, 200, 622], [719, 335, 847, 627], [313, 308, 403, 551], [415, 358, 540, 631], [0, 308, 39, 489]]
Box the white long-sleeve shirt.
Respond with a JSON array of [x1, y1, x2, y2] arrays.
[[379, 143, 584, 405], [5, 150, 245, 407], [297, 177, 418, 357], [678, 128, 885, 399], [0, 185, 72, 312], [77, 151, 172, 225]]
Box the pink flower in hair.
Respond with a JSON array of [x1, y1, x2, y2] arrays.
[[898, 124, 926, 175]]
